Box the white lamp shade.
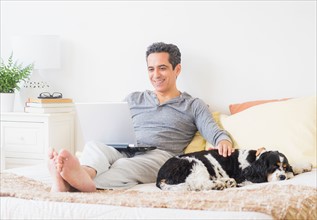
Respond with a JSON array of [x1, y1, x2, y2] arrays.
[[12, 35, 61, 69]]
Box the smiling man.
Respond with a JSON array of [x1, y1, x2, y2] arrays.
[[147, 47, 181, 103], [48, 42, 233, 192]]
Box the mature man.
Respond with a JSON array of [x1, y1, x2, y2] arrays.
[[48, 42, 233, 192]]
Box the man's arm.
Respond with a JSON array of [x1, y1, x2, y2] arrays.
[[193, 99, 234, 157]]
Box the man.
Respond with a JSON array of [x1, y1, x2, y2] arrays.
[[48, 42, 233, 192]]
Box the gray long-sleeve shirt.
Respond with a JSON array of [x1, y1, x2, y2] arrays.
[[124, 90, 231, 155]]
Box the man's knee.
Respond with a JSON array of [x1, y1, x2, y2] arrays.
[[85, 140, 105, 149], [111, 157, 131, 168]]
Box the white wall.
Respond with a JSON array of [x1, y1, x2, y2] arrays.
[[1, 1, 316, 112], [1, 1, 316, 113], [1, 1, 316, 150]]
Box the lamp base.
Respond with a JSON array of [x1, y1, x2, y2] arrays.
[[20, 80, 50, 100], [15, 70, 54, 111]]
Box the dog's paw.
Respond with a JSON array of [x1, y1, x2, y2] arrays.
[[211, 180, 226, 190], [158, 180, 168, 190], [210, 178, 237, 190], [292, 162, 313, 175], [224, 178, 237, 188]]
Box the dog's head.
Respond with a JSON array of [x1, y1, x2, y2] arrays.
[[243, 150, 294, 183], [263, 151, 294, 181]]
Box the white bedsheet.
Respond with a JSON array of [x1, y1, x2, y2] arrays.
[[1, 164, 316, 220], [1, 197, 273, 220]]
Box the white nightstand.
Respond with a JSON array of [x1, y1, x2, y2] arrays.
[[0, 112, 75, 170]]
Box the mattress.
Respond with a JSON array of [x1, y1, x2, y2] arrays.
[[1, 164, 316, 219]]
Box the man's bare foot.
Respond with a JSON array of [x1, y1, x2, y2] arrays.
[[57, 149, 96, 192], [48, 149, 71, 192]]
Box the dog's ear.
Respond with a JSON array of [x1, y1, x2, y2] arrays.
[[285, 165, 295, 179], [243, 156, 268, 183], [286, 164, 294, 173]]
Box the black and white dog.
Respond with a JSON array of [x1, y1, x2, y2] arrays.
[[156, 148, 308, 191]]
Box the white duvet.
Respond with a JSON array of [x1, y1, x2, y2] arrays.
[[1, 164, 316, 220]]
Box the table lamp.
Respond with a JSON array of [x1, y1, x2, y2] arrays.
[[12, 35, 61, 108]]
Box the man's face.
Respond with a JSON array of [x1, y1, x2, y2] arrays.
[[147, 52, 180, 94]]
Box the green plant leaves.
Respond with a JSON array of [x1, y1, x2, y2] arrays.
[[0, 53, 34, 93]]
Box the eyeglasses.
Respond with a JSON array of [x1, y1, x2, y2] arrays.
[[38, 92, 63, 99]]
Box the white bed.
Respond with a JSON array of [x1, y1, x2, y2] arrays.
[[1, 164, 316, 220], [1, 96, 316, 219]]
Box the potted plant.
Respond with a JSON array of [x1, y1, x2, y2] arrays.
[[0, 53, 33, 112]]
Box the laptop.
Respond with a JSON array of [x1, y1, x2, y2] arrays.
[[75, 102, 156, 154]]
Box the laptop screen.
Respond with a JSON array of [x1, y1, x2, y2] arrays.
[[75, 102, 137, 147]]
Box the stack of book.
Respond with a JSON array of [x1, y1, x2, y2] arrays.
[[24, 97, 74, 113]]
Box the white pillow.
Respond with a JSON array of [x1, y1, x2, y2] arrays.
[[221, 96, 316, 167]]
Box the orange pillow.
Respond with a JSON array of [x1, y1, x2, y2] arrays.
[[229, 98, 290, 114]]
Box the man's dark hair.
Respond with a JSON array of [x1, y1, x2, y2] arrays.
[[146, 42, 181, 69]]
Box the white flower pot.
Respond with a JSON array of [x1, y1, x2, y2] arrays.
[[0, 93, 15, 112]]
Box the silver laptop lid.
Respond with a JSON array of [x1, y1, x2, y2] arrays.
[[75, 102, 137, 147]]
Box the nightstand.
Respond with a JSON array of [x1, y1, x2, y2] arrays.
[[0, 112, 75, 170]]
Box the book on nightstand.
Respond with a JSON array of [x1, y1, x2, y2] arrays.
[[24, 106, 74, 113], [27, 98, 73, 103], [25, 102, 75, 108], [25, 97, 75, 113]]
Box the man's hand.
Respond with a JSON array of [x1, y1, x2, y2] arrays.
[[217, 140, 234, 157], [207, 140, 234, 157]]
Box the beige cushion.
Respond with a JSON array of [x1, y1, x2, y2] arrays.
[[184, 112, 221, 154], [184, 131, 206, 154], [220, 96, 316, 167]]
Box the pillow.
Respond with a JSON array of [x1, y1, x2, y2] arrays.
[[229, 98, 289, 114], [205, 113, 238, 150], [184, 112, 221, 154], [184, 131, 206, 154], [221, 96, 316, 167]]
